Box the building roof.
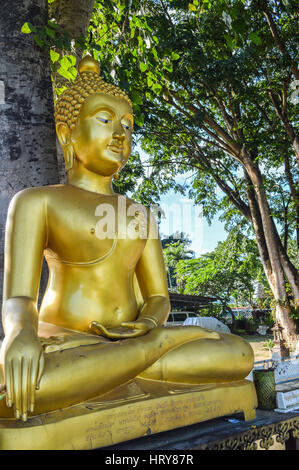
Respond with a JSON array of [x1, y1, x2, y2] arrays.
[[169, 292, 218, 312]]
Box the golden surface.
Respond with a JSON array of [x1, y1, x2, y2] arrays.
[[0, 56, 257, 448], [0, 379, 257, 450]]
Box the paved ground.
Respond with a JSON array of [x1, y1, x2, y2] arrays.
[[241, 333, 274, 362]]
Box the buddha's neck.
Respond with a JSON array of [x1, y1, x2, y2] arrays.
[[67, 160, 115, 195]]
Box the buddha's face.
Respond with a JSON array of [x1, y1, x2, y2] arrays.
[[70, 93, 133, 176]]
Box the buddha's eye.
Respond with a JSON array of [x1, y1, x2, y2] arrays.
[[96, 117, 111, 124], [122, 123, 132, 131]]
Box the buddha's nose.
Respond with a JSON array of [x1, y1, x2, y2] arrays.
[[112, 120, 125, 139], [112, 133, 125, 142]]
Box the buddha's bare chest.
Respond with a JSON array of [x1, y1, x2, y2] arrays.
[[46, 193, 148, 264]]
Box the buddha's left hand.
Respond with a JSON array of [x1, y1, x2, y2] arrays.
[[89, 319, 155, 339]]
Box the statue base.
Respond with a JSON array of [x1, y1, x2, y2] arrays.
[[0, 378, 257, 450]]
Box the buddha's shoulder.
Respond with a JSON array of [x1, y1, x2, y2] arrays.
[[9, 185, 69, 207], [11, 184, 66, 198]]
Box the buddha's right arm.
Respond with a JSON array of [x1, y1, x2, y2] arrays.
[[1, 188, 47, 420], [3, 188, 47, 306]]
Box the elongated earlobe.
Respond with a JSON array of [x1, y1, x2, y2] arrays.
[[56, 122, 74, 170], [65, 146, 74, 170]]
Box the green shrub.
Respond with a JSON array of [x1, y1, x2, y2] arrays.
[[263, 339, 275, 351], [236, 328, 246, 335]]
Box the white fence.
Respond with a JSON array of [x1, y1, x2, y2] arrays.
[[247, 355, 299, 385]]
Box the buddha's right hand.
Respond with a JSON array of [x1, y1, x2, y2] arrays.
[[2, 327, 44, 421]]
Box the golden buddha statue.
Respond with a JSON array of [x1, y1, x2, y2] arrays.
[[0, 56, 257, 449]]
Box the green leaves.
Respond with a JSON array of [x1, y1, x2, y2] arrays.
[[21, 22, 37, 34], [131, 91, 143, 105], [21, 19, 71, 53], [152, 83, 162, 94], [249, 32, 262, 46], [171, 52, 180, 60], [57, 55, 77, 80], [188, 3, 197, 12], [50, 50, 60, 63], [175, 229, 264, 306], [33, 35, 44, 47], [45, 26, 56, 40], [140, 62, 148, 72]]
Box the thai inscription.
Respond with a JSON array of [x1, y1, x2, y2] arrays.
[[84, 394, 226, 445]]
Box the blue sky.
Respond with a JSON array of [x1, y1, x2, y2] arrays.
[[136, 145, 228, 256], [158, 189, 227, 256]]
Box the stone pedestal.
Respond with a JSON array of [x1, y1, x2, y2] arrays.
[[0, 378, 257, 450], [275, 381, 299, 413]]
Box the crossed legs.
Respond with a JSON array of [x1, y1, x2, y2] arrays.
[[0, 325, 253, 419]]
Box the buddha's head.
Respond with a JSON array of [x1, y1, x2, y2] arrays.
[[54, 56, 134, 176]]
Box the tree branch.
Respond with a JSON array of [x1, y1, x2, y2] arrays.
[[263, 7, 299, 80], [267, 88, 299, 166]]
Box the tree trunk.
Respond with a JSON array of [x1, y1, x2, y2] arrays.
[[242, 157, 297, 343], [245, 167, 299, 301], [50, 0, 96, 184], [207, 162, 298, 344], [49, 0, 95, 39], [283, 151, 299, 250], [195, 91, 298, 343], [0, 0, 59, 337]]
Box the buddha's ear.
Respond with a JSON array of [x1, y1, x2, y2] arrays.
[[56, 122, 74, 170], [56, 122, 71, 147]]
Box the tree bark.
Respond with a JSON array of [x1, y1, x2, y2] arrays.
[[0, 0, 59, 337], [283, 151, 299, 249], [196, 98, 298, 342], [185, 121, 298, 343], [210, 159, 298, 343], [49, 0, 96, 184], [241, 155, 297, 342], [49, 0, 95, 39]]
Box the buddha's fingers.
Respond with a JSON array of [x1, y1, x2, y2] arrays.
[[29, 354, 44, 413], [121, 322, 150, 335], [4, 360, 13, 408], [13, 359, 22, 419], [29, 358, 36, 413], [89, 321, 109, 336], [7, 354, 44, 421], [21, 358, 30, 421], [36, 353, 45, 390], [89, 321, 143, 339]]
